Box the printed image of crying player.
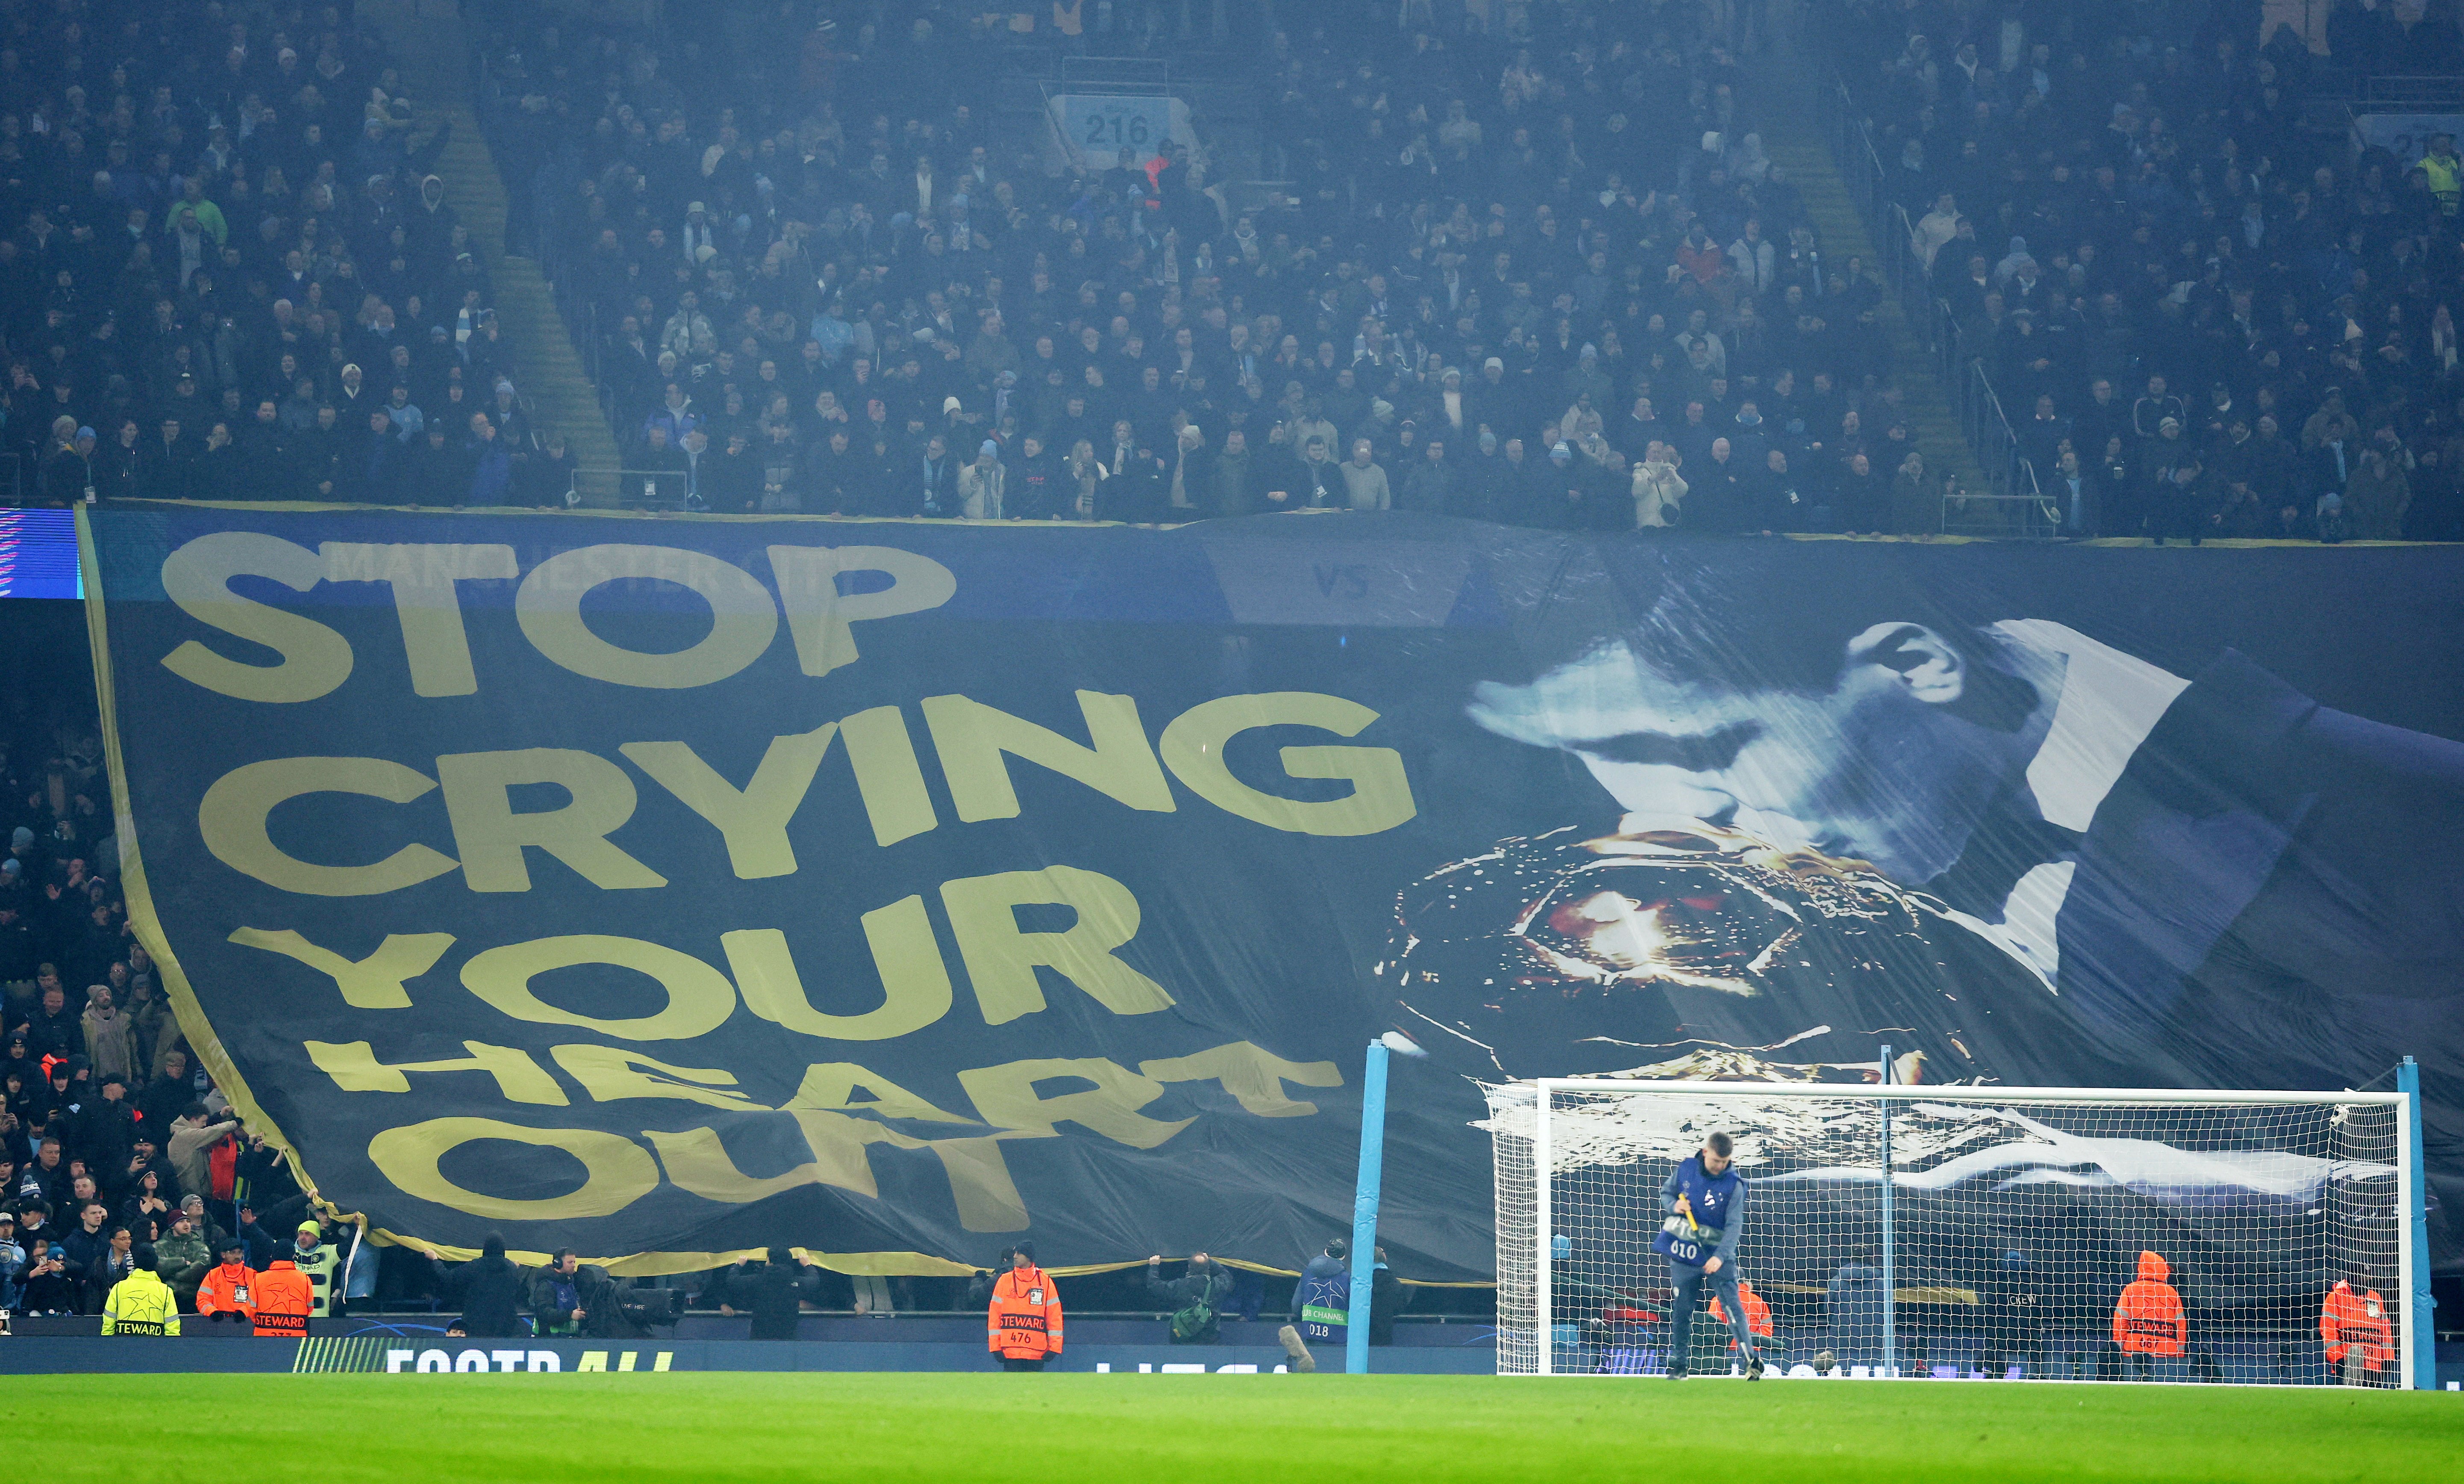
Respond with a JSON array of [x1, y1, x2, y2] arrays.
[[1657, 1131, 1763, 1380]]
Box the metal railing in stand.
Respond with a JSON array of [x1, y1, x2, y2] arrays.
[[1944, 364, 2058, 538], [2364, 74, 2464, 107], [1818, 62, 2055, 528], [608, 467, 707, 511]]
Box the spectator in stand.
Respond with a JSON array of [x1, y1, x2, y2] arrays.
[[154, 1208, 214, 1311], [0, 1211, 21, 1311], [137, 1050, 197, 1144], [167, 1103, 238, 1203], [0, 6, 491, 505], [1339, 437, 1393, 511], [425, 1233, 529, 1337], [1141, 1250, 1235, 1345], [1819, 0, 2464, 544], [79, 986, 138, 1087], [59, 1201, 112, 1310], [19, 1236, 74, 1315], [709, 1246, 820, 1340]]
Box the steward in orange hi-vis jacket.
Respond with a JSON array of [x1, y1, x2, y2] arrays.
[[194, 1236, 259, 1328], [250, 1258, 315, 1339], [2112, 1250, 2186, 1357], [987, 1241, 1063, 1372], [1710, 1279, 1774, 1350], [2319, 1280, 2393, 1381]]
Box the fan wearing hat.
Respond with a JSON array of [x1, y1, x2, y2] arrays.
[[684, 201, 715, 264], [196, 1231, 261, 1327], [37, 420, 97, 505], [0, 1211, 21, 1311], [153, 1204, 216, 1308]]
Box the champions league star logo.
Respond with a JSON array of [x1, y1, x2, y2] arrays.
[[1379, 817, 2066, 1084]]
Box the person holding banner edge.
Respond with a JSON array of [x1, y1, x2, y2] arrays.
[[1658, 1132, 1765, 1380]]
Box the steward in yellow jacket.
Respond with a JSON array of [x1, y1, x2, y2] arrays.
[[102, 1247, 182, 1336], [986, 1241, 1063, 1371]]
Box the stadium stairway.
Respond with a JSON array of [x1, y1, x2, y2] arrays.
[[362, 0, 623, 499], [1744, 53, 1992, 516]]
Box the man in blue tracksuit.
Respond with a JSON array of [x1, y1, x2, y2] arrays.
[[1657, 1132, 1764, 1379]]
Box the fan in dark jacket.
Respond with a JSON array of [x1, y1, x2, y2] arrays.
[[707, 1247, 819, 1339], [1142, 1251, 1235, 1344], [526, 1251, 660, 1338], [424, 1232, 529, 1337], [1367, 1247, 1410, 1346]]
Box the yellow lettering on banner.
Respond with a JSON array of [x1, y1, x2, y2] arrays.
[[766, 545, 957, 678], [576, 1352, 609, 1372], [794, 1114, 1030, 1232], [917, 1134, 1032, 1232], [782, 1062, 973, 1123], [549, 1045, 761, 1110], [1158, 692, 1417, 836], [227, 927, 455, 1008], [1139, 1042, 1345, 1118], [159, 532, 355, 703], [366, 1118, 659, 1220], [459, 935, 737, 1040], [721, 907, 952, 1041], [305, 1040, 568, 1105], [198, 758, 460, 896], [940, 866, 1173, 1025], [645, 1116, 886, 1202], [837, 706, 938, 846], [956, 1057, 1192, 1148], [647, 1111, 1029, 1232], [515, 545, 779, 688], [318, 542, 518, 697], [923, 691, 1174, 823], [435, 749, 665, 892], [620, 724, 837, 879]]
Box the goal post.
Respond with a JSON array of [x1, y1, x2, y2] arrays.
[[1488, 1080, 2421, 1386]]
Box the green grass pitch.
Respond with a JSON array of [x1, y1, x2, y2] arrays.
[[15, 1373, 2458, 1481]]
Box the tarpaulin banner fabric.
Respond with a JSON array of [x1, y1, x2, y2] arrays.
[[78, 507, 2464, 1277]]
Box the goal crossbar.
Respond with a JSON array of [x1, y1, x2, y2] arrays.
[[1532, 1081, 2411, 1105]]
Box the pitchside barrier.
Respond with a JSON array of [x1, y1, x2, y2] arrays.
[[1487, 1068, 2435, 1387], [0, 1337, 1493, 1375]]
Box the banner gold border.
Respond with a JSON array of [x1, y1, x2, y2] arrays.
[[71, 507, 1489, 1286]]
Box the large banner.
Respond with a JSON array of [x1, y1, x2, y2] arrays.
[[80, 508, 2464, 1276]]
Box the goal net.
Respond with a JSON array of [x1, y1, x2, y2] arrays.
[[1487, 1080, 2418, 1385]]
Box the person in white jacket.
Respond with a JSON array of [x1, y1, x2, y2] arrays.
[[1633, 441, 1688, 528], [958, 438, 1006, 518]]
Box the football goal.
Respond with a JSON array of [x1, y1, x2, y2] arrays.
[[1487, 1075, 2425, 1385]]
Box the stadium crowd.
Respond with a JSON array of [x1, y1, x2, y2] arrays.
[[1825, 0, 2464, 539], [468, 0, 2460, 537], [0, 0, 577, 508], [5, 0, 2458, 537], [478, 0, 1943, 529], [0, 650, 356, 1322]]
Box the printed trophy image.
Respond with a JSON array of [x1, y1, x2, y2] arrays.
[[1380, 817, 2071, 1085]]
